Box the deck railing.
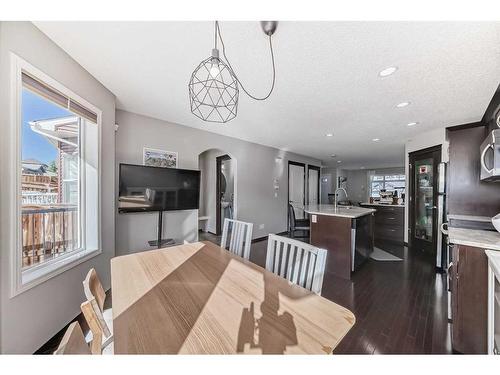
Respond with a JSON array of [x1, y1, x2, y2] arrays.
[[22, 192, 58, 205], [21, 206, 79, 269]]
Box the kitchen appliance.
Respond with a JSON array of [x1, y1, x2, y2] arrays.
[[379, 190, 394, 205], [436, 162, 447, 271], [480, 128, 500, 182]]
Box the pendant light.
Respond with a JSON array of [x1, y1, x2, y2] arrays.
[[188, 21, 277, 123]]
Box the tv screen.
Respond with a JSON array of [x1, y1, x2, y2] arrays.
[[118, 163, 200, 213]]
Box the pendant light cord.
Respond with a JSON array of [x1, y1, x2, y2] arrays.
[[214, 21, 218, 50], [215, 21, 276, 101]]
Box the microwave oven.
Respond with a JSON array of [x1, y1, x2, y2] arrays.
[[480, 129, 500, 182]]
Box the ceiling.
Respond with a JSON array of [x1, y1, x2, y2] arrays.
[[35, 21, 500, 169]]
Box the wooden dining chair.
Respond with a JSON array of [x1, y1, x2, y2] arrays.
[[81, 299, 114, 354], [265, 234, 327, 295], [83, 268, 112, 338], [221, 218, 253, 259], [53, 321, 91, 355]]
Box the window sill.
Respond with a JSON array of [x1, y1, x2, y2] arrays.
[[12, 248, 102, 297]]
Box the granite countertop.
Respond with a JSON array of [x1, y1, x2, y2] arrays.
[[485, 250, 500, 278], [448, 227, 500, 251], [447, 214, 492, 222], [305, 204, 376, 219], [360, 202, 405, 208]]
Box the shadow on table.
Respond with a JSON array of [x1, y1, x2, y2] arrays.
[[114, 243, 237, 354], [114, 242, 303, 354], [237, 273, 298, 354]]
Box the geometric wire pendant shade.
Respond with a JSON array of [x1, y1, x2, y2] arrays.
[[188, 52, 239, 123], [188, 21, 277, 124]]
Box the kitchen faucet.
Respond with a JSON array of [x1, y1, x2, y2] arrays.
[[334, 187, 348, 211]]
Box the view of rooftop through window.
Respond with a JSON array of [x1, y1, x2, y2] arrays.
[[21, 88, 82, 269], [370, 174, 406, 198]]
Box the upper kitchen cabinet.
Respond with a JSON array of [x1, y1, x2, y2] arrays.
[[447, 124, 500, 218], [482, 84, 500, 134]]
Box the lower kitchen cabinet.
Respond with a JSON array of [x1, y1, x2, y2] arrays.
[[450, 244, 488, 354], [360, 204, 404, 248]]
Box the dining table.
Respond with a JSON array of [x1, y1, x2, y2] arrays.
[[111, 240, 355, 354]]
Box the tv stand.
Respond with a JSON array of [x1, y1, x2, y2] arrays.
[[148, 211, 175, 248]]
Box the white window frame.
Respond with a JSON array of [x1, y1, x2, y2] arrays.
[[9, 53, 102, 297]]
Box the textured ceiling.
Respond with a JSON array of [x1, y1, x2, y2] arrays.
[[35, 21, 500, 169]]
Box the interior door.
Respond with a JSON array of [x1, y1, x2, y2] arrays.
[[288, 162, 305, 220], [308, 166, 320, 205], [409, 145, 441, 255]]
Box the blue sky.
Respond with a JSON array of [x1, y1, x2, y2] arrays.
[[22, 89, 72, 164]]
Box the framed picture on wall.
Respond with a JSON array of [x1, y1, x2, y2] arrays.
[[143, 147, 178, 168]]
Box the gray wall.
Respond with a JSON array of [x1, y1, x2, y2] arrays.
[[115, 110, 321, 255], [346, 169, 368, 204], [0, 22, 116, 353], [320, 167, 337, 204]]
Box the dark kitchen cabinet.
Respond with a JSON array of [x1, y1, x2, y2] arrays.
[[450, 244, 488, 354], [360, 204, 404, 248]]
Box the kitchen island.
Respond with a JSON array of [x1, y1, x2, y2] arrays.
[[305, 204, 376, 280], [360, 202, 405, 249]]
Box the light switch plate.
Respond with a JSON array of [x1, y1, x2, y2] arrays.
[[311, 215, 317, 223]]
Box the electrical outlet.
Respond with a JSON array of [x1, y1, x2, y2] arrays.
[[259, 224, 265, 230]]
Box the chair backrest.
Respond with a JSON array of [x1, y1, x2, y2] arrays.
[[83, 268, 106, 313], [54, 321, 90, 355], [220, 218, 253, 260], [288, 203, 297, 230], [81, 299, 110, 355], [265, 234, 327, 295]]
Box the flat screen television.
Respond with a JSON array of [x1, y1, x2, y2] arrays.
[[118, 163, 200, 213]]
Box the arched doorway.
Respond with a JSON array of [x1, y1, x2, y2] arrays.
[[198, 149, 237, 236]]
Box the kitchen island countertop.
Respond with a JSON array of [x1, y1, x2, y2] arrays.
[[305, 204, 376, 219], [360, 202, 404, 208]]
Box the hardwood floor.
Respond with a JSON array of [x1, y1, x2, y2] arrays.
[[202, 230, 452, 354], [38, 231, 451, 354]]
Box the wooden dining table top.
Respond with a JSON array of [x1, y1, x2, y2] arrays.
[[111, 241, 355, 354]]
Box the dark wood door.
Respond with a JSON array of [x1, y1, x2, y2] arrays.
[[409, 145, 441, 255], [450, 245, 488, 354]]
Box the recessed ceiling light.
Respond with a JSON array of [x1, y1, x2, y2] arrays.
[[407, 122, 419, 127], [325, 133, 333, 137], [360, 167, 365, 169], [378, 66, 398, 77], [337, 160, 342, 163], [396, 101, 410, 108], [330, 154, 337, 158], [372, 138, 380, 142]]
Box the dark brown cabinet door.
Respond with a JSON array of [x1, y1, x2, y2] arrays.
[[450, 244, 488, 354], [409, 146, 441, 255]]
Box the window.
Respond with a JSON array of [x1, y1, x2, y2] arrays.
[[12, 55, 101, 294], [370, 174, 406, 197]]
